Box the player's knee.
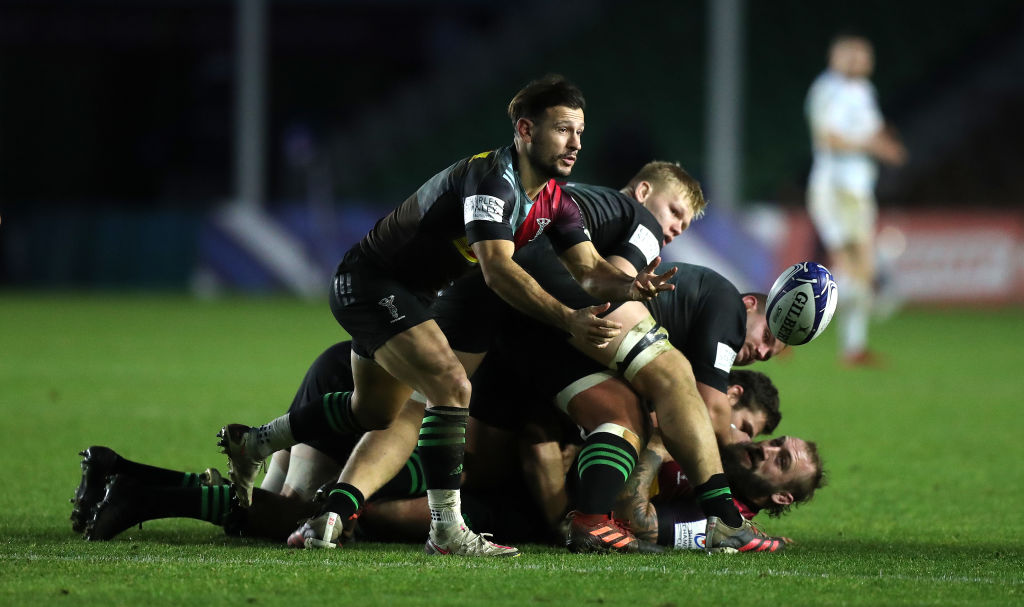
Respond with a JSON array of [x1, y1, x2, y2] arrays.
[[420, 364, 471, 407]]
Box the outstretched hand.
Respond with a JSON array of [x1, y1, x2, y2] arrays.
[[631, 257, 676, 301]]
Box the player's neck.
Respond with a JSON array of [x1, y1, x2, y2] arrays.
[[515, 151, 549, 200]]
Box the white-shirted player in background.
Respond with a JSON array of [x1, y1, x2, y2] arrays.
[[805, 34, 907, 366]]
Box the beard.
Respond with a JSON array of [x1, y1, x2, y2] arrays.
[[720, 443, 778, 505], [525, 145, 571, 179]]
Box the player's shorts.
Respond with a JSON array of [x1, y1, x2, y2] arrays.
[[330, 246, 437, 358], [285, 342, 360, 464], [431, 271, 503, 354], [807, 185, 877, 250]]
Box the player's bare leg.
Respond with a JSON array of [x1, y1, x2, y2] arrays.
[[335, 398, 425, 502], [832, 236, 878, 365], [328, 347, 484, 520], [295, 323, 517, 555], [277, 444, 342, 501], [554, 375, 661, 553], [260, 450, 290, 496], [567, 302, 780, 551]]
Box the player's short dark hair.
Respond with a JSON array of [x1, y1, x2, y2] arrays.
[[507, 74, 585, 124], [728, 369, 781, 434]]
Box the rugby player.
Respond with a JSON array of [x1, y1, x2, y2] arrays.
[[806, 35, 907, 365], [281, 161, 706, 550], [215, 75, 678, 557], [616, 434, 826, 551]]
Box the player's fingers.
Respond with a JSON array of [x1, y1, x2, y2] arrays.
[[586, 328, 614, 344], [654, 265, 678, 282], [633, 280, 659, 299], [589, 302, 611, 315], [642, 256, 662, 274]]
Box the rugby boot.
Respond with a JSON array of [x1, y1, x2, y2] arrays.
[[216, 424, 264, 507], [424, 524, 520, 557], [85, 475, 149, 541], [704, 516, 785, 553], [566, 512, 664, 554], [199, 467, 230, 487], [70, 446, 120, 534]]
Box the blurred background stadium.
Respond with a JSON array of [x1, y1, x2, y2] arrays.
[[1, 0, 1021, 304]]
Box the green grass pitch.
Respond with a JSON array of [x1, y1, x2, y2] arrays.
[[1, 293, 1021, 605]]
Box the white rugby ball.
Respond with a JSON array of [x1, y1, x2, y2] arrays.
[[766, 262, 838, 345]]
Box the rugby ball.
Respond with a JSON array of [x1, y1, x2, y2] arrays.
[[766, 262, 838, 345]]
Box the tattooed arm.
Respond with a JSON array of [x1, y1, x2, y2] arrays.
[[615, 445, 664, 543]]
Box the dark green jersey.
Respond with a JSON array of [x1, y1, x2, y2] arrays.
[[357, 145, 588, 292], [642, 263, 745, 393], [566, 183, 663, 273]]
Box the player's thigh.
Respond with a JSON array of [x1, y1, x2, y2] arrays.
[[628, 346, 698, 408], [372, 319, 471, 407], [567, 301, 651, 366], [846, 238, 876, 280], [564, 375, 648, 437], [349, 348, 414, 420]]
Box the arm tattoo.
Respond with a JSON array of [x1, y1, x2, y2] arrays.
[[616, 448, 663, 543]]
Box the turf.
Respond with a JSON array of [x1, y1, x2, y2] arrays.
[[1, 293, 1021, 606]]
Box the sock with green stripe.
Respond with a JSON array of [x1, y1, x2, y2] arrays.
[[694, 473, 743, 527], [419, 406, 468, 531], [112, 456, 207, 488], [321, 483, 365, 520], [376, 448, 427, 499], [136, 483, 236, 525], [418, 406, 467, 491], [575, 431, 638, 515], [253, 391, 364, 461]]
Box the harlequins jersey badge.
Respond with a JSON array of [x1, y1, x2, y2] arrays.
[[378, 295, 406, 323], [532, 217, 551, 240]]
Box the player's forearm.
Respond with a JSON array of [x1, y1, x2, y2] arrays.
[[615, 448, 662, 543], [823, 131, 872, 153], [575, 260, 637, 303]]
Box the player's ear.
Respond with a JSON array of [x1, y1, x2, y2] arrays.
[[634, 181, 652, 203], [726, 384, 744, 406], [515, 117, 534, 142], [770, 491, 794, 506], [742, 294, 758, 312]]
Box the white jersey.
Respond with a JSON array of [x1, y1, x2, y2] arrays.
[[806, 70, 883, 196]]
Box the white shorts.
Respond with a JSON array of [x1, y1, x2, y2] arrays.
[[807, 185, 877, 250]]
